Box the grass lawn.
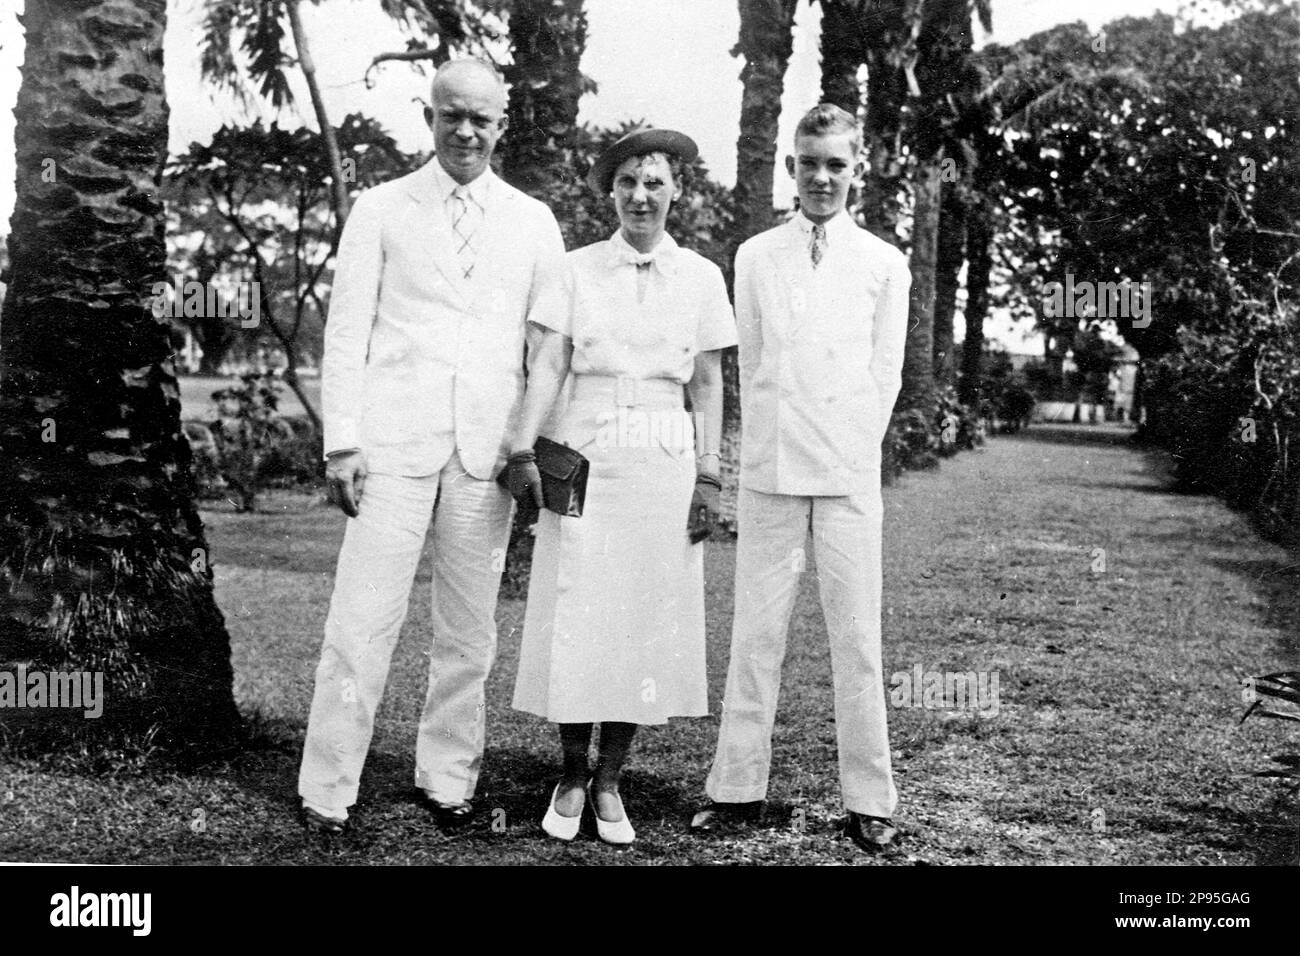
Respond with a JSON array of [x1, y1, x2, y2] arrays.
[[3, 425, 1298, 864]]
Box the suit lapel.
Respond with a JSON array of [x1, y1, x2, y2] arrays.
[[773, 218, 805, 272], [471, 173, 513, 287]]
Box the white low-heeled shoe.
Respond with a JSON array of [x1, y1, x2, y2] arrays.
[[588, 782, 635, 845], [541, 784, 583, 841]]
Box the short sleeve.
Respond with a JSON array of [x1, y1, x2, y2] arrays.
[[695, 260, 738, 352], [527, 253, 575, 338]]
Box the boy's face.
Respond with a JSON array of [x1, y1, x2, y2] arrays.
[[786, 131, 860, 224]]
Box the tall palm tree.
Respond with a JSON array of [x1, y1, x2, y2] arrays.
[[499, 0, 594, 200], [0, 0, 239, 746], [957, 198, 994, 408], [933, 178, 966, 388], [733, 0, 801, 249], [900, 156, 943, 415], [859, 0, 911, 243], [818, 0, 865, 113], [897, 0, 989, 418]]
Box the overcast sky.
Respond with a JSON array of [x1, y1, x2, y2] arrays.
[[0, 0, 1184, 351]]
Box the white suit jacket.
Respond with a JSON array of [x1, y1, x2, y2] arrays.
[[735, 211, 911, 496], [322, 159, 566, 479]]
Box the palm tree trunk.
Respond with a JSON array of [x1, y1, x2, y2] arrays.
[[501, 0, 590, 202], [818, 0, 863, 113], [860, 0, 909, 243], [933, 178, 965, 389], [0, 0, 239, 748], [734, 0, 800, 247], [897, 151, 941, 416], [958, 203, 992, 409]]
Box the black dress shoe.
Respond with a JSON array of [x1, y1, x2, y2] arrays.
[[845, 813, 897, 851], [412, 789, 475, 830], [301, 806, 349, 836], [689, 801, 764, 832]]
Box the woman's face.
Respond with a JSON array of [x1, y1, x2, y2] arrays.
[[612, 152, 680, 251]]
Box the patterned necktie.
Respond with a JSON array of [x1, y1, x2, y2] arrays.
[[810, 223, 827, 268], [449, 185, 481, 279]]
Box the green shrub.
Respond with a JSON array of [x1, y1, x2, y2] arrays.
[[184, 371, 322, 510]]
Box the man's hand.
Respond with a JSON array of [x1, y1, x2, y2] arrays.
[[688, 473, 722, 544], [326, 450, 367, 518], [505, 449, 545, 509]]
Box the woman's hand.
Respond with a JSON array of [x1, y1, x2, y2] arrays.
[[687, 473, 721, 543], [506, 449, 546, 509]]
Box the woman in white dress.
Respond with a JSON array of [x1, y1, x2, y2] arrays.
[[503, 128, 736, 845]]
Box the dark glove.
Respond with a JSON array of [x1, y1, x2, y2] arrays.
[[688, 473, 722, 544], [505, 449, 545, 509]]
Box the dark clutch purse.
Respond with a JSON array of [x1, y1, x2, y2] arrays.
[[497, 435, 589, 517]]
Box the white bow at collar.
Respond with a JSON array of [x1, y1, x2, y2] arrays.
[[607, 230, 679, 274]]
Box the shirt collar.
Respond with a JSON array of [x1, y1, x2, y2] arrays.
[[793, 208, 849, 241], [430, 159, 491, 209], [607, 229, 680, 275]]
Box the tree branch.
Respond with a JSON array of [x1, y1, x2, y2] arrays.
[[365, 48, 445, 88], [287, 0, 351, 237]]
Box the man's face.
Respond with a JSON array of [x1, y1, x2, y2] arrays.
[[612, 152, 680, 250], [786, 131, 859, 224], [427, 68, 507, 185]]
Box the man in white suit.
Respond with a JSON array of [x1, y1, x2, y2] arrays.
[[298, 58, 565, 833], [691, 104, 911, 851]]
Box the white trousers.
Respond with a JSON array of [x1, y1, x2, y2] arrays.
[[298, 453, 514, 813], [705, 486, 897, 817]]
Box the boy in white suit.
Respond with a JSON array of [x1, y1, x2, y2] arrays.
[[297, 59, 565, 833], [692, 104, 911, 851]]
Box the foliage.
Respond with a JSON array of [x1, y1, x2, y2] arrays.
[[882, 408, 940, 482], [199, 0, 496, 109], [165, 117, 416, 383], [935, 385, 985, 456], [205, 372, 316, 511], [972, 349, 1038, 431], [1142, 283, 1300, 533], [969, 5, 1300, 542]]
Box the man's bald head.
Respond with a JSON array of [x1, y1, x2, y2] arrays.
[[426, 58, 509, 184], [431, 58, 507, 111]]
